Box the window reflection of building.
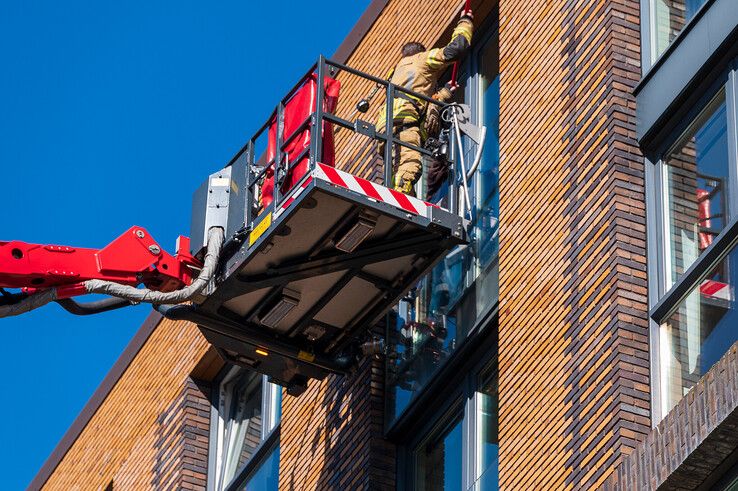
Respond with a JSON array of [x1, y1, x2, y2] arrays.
[[663, 249, 737, 411], [666, 93, 729, 284], [410, 360, 498, 491], [653, 0, 708, 57], [658, 89, 737, 416]]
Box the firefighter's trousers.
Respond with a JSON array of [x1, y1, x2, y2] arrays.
[[378, 125, 424, 196], [394, 125, 423, 194]]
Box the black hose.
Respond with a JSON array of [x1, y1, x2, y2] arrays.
[[0, 290, 26, 307], [55, 297, 133, 316]]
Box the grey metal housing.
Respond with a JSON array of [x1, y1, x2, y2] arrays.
[[190, 166, 233, 257]]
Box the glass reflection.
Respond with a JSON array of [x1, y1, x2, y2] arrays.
[[474, 366, 498, 490], [238, 444, 279, 491], [416, 416, 464, 491], [662, 246, 738, 413], [653, 0, 708, 58], [387, 32, 500, 423], [666, 93, 728, 284]]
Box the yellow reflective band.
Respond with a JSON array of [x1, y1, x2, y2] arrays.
[[427, 48, 444, 69], [453, 23, 473, 44]]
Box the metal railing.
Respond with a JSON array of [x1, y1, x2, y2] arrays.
[[226, 55, 459, 232]]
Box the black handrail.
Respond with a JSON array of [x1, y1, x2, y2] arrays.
[[229, 55, 457, 234]]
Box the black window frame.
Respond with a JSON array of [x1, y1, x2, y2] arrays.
[[394, 326, 498, 491]]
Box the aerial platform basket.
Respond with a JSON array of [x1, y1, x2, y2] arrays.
[[160, 57, 469, 395]]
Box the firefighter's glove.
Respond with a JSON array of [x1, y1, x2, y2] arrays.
[[436, 86, 454, 101], [393, 176, 416, 197], [424, 103, 442, 138]]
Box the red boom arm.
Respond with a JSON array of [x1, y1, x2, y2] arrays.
[[0, 226, 201, 299]]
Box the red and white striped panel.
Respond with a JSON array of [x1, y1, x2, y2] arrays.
[[700, 279, 732, 302], [312, 163, 433, 218], [276, 176, 313, 216]]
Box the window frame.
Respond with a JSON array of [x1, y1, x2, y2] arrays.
[[396, 340, 498, 491], [641, 0, 717, 71], [207, 366, 282, 491], [223, 425, 280, 491], [384, 16, 500, 431], [647, 60, 738, 421]]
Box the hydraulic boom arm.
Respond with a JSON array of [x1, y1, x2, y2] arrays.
[[0, 226, 204, 315]]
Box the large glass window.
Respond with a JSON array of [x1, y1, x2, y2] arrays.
[[236, 441, 280, 491], [652, 0, 708, 58], [416, 415, 464, 490], [651, 70, 738, 420], [661, 245, 738, 411], [211, 368, 281, 491], [665, 92, 729, 284], [386, 29, 499, 423], [409, 359, 498, 491], [473, 365, 498, 490]]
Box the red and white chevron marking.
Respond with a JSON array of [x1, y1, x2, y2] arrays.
[[277, 176, 313, 214], [312, 163, 433, 218], [700, 279, 732, 302]]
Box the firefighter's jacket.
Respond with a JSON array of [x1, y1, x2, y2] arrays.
[[377, 16, 473, 131]]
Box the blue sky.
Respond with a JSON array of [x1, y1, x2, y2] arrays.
[[0, 1, 370, 488]]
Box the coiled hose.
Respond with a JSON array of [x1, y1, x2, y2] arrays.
[[0, 227, 225, 318]]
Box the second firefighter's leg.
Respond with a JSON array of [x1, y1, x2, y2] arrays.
[[394, 126, 422, 196]]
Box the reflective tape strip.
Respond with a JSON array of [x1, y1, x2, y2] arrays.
[[314, 163, 433, 218], [276, 177, 313, 218], [700, 279, 732, 301], [427, 48, 444, 69]]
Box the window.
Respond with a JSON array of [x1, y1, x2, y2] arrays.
[[210, 367, 281, 491], [651, 0, 708, 59], [386, 27, 500, 424], [234, 439, 280, 491], [661, 246, 737, 409], [665, 92, 729, 285], [406, 358, 498, 491], [416, 414, 464, 490], [473, 365, 499, 490], [649, 68, 738, 419]]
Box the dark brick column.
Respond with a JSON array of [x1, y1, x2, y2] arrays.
[[153, 377, 212, 490]]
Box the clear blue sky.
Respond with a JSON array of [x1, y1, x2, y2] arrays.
[[0, 1, 370, 488]]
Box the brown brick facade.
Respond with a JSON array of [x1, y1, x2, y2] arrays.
[[497, 0, 650, 488], [153, 378, 211, 490], [37, 319, 211, 490], [35, 1, 669, 490], [602, 342, 738, 490]]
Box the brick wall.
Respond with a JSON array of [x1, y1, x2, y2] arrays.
[[497, 0, 650, 488], [40, 319, 210, 490], [152, 378, 211, 490], [602, 342, 738, 490]]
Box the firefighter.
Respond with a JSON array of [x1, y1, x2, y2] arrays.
[[377, 6, 474, 196]]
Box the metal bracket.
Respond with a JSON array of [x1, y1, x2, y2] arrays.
[[354, 119, 376, 138]]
